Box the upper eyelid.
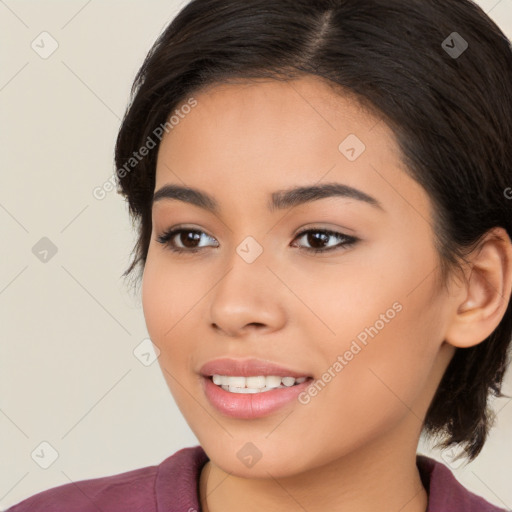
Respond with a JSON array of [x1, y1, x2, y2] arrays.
[[159, 226, 357, 246], [159, 225, 352, 237]]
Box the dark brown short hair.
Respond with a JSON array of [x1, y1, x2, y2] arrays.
[[114, 0, 512, 460]]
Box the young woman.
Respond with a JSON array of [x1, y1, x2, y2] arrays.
[[8, 0, 512, 511]]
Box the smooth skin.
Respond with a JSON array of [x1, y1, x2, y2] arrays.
[[141, 75, 512, 512]]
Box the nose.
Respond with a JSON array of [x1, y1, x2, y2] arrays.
[[208, 249, 287, 338]]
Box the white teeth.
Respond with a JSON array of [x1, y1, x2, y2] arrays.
[[228, 385, 266, 394], [228, 376, 246, 388], [265, 375, 282, 388], [246, 376, 266, 388], [282, 376, 296, 387], [211, 374, 308, 393]]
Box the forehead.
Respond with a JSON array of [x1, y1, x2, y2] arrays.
[[171, 75, 380, 139], [152, 75, 432, 230], [155, 76, 397, 181]]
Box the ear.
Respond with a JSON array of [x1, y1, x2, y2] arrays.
[[445, 227, 512, 349]]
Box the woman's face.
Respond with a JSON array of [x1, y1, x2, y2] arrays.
[[142, 75, 456, 478]]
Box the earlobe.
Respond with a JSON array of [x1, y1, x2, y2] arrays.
[[445, 227, 512, 349]]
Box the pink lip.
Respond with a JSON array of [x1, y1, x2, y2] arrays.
[[199, 357, 313, 419], [202, 375, 313, 419], [199, 357, 312, 378]]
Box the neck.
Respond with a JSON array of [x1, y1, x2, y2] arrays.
[[199, 421, 428, 512]]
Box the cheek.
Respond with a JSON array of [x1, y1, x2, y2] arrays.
[[142, 251, 203, 343], [141, 256, 198, 391], [141, 256, 203, 407], [312, 280, 443, 438], [284, 298, 444, 473], [141, 251, 223, 394], [299, 243, 444, 426]]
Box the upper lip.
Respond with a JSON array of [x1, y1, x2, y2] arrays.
[[200, 357, 312, 378]]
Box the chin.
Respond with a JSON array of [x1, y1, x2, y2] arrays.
[[196, 430, 323, 479]]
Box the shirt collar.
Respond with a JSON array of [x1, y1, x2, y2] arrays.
[[155, 445, 505, 512]]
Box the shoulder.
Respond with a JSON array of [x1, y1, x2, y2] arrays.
[[5, 446, 208, 512], [5, 465, 158, 512], [5, 464, 159, 512], [417, 455, 508, 512]]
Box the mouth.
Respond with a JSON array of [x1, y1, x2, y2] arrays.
[[199, 357, 314, 418], [201, 374, 314, 419], [206, 374, 312, 394], [199, 357, 313, 380]]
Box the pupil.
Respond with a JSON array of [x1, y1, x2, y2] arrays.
[[182, 231, 200, 248], [308, 232, 327, 249]]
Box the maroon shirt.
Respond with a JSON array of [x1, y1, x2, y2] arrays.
[[6, 445, 507, 511]]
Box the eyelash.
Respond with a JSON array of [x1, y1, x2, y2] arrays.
[[156, 227, 359, 255]]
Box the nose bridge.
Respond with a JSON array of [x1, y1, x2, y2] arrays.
[[208, 233, 286, 334], [217, 234, 271, 303]]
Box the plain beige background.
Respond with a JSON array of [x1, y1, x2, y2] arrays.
[[1, 0, 512, 510]]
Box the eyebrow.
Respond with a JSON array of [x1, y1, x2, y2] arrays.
[[152, 182, 384, 213]]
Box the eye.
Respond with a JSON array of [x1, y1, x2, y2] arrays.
[[156, 226, 359, 255], [291, 228, 359, 254], [156, 227, 218, 254]]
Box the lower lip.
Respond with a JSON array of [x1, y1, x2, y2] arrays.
[[202, 376, 313, 419]]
